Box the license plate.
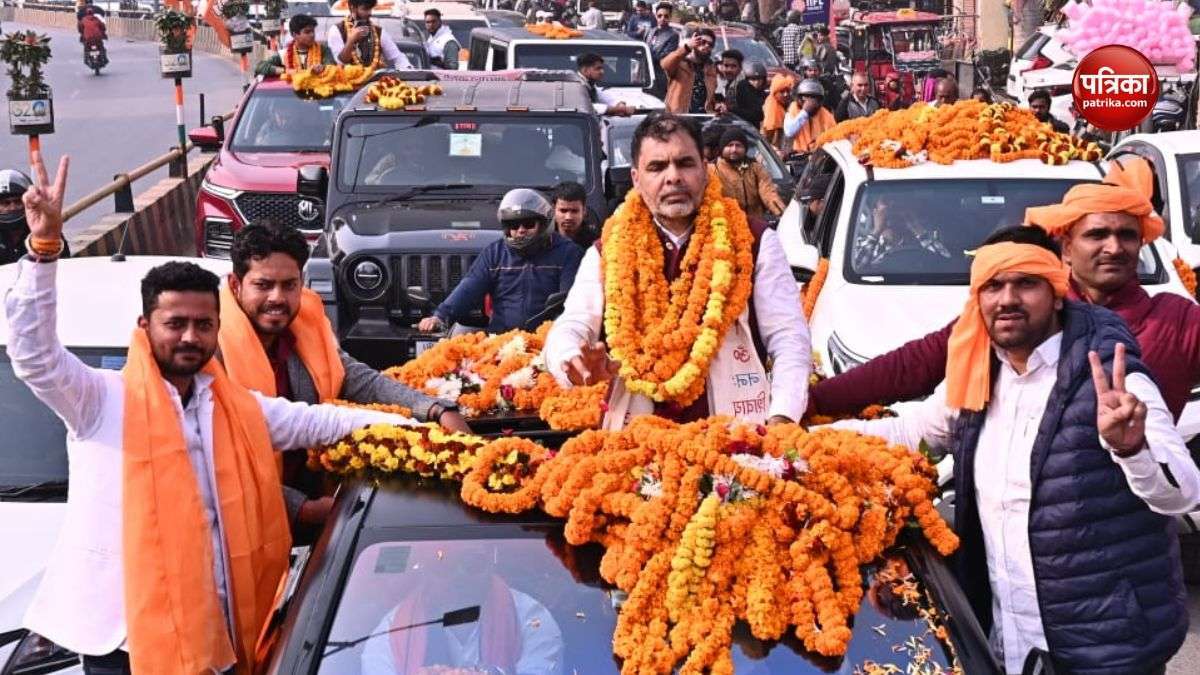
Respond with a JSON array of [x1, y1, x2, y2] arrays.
[[415, 340, 437, 356]]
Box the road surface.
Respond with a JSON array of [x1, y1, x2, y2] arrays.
[[0, 22, 248, 235]]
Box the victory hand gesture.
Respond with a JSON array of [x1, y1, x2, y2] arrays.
[[23, 150, 69, 241], [1088, 342, 1147, 456]]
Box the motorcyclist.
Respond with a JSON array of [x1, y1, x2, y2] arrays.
[[78, 5, 107, 48], [1, 169, 68, 265], [418, 189, 583, 334]]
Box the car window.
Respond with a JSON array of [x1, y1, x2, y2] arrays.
[[815, 171, 843, 256], [317, 536, 957, 674], [339, 116, 591, 192], [1178, 153, 1200, 240], [720, 36, 782, 69], [844, 178, 1162, 283], [0, 349, 126, 487], [1015, 32, 1050, 61], [446, 19, 488, 50], [512, 43, 650, 88], [491, 43, 508, 69], [231, 89, 351, 152]]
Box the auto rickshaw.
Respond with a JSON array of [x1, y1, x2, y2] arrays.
[[834, 8, 945, 103]]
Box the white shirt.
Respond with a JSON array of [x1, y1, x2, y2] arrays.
[[579, 7, 604, 29], [4, 258, 413, 657], [543, 221, 811, 422], [326, 21, 411, 69], [831, 332, 1200, 674], [783, 107, 810, 139]]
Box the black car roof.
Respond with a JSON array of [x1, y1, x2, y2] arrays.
[[470, 25, 642, 44], [343, 69, 594, 114], [361, 477, 560, 530]]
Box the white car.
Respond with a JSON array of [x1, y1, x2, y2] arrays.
[[0, 256, 230, 675], [1006, 25, 1076, 102], [777, 140, 1200, 442], [1110, 131, 1200, 278]]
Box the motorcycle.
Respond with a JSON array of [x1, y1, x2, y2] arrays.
[[83, 41, 108, 75]]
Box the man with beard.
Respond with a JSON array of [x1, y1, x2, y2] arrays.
[[6, 152, 412, 675], [419, 189, 583, 334], [663, 30, 717, 114], [809, 157, 1200, 431], [544, 114, 810, 430], [423, 8, 461, 70], [1028, 88, 1070, 134], [829, 225, 1198, 675], [327, 0, 410, 69], [221, 222, 469, 527], [713, 127, 785, 219]]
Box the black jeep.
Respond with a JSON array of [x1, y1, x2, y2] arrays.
[[300, 69, 606, 370]]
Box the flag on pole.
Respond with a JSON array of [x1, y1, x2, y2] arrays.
[[197, 0, 232, 48]]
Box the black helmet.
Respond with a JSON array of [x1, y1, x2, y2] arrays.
[[743, 61, 767, 80], [497, 188, 553, 225], [0, 169, 32, 226]]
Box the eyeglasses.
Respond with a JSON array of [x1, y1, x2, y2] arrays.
[[504, 220, 541, 232]]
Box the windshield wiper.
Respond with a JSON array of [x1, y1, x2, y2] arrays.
[[362, 184, 477, 210], [322, 605, 480, 658], [0, 480, 68, 500]]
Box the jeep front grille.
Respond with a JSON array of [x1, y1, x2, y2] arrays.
[[396, 254, 477, 305], [234, 193, 323, 232]]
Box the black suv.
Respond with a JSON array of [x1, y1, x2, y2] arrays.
[[300, 70, 607, 369]]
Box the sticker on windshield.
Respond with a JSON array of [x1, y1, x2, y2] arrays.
[[449, 133, 483, 157], [374, 545, 411, 574], [100, 355, 128, 371], [981, 196, 1006, 205]]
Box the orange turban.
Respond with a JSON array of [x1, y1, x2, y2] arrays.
[[945, 242, 1070, 411], [761, 74, 794, 132], [1023, 156, 1164, 241]]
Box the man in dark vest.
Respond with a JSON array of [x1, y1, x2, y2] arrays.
[[830, 225, 1199, 674]]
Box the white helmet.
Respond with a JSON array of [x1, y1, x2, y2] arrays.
[[497, 188, 553, 226], [796, 78, 825, 98]]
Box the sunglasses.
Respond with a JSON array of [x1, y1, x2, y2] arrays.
[[504, 220, 541, 232]]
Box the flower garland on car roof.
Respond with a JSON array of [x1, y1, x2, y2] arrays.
[[601, 168, 755, 406], [284, 64, 372, 98], [310, 414, 958, 672], [364, 75, 443, 110], [817, 100, 1103, 169], [526, 22, 584, 39]]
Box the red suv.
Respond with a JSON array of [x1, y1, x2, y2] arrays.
[[189, 78, 351, 257]]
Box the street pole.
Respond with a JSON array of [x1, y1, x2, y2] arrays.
[[173, 77, 186, 151], [27, 135, 40, 165]]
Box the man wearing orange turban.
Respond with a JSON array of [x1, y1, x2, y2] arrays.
[[810, 156, 1200, 425], [832, 226, 1199, 675]]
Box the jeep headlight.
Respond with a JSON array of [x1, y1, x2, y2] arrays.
[[349, 258, 386, 296], [827, 332, 867, 375]]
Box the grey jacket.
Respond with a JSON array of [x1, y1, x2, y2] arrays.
[[285, 348, 446, 419]]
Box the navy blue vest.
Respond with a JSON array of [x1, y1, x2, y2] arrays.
[[950, 302, 1186, 675]]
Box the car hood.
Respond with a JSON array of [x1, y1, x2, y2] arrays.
[[0, 503, 67, 632], [334, 194, 507, 237], [817, 278, 963, 361], [206, 150, 330, 194]]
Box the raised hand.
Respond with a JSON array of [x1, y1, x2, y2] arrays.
[[23, 150, 69, 241], [565, 340, 618, 386], [1088, 342, 1148, 456]]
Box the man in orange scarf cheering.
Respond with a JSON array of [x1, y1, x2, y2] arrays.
[[219, 221, 468, 527], [6, 152, 412, 674], [830, 226, 1199, 675]]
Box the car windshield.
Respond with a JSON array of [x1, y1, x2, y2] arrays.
[[845, 178, 1164, 284], [230, 88, 351, 153], [318, 535, 956, 674], [339, 115, 591, 190], [512, 43, 650, 88], [1178, 153, 1200, 242], [608, 120, 783, 181], [717, 36, 782, 69], [445, 19, 488, 50], [286, 1, 331, 17], [0, 349, 126, 488]]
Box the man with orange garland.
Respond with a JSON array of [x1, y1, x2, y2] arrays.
[[828, 225, 1198, 675], [255, 14, 335, 77], [543, 113, 811, 430], [327, 0, 410, 70]]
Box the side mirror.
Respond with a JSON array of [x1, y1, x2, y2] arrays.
[[1020, 648, 1057, 675], [606, 166, 633, 200], [297, 165, 329, 200], [210, 115, 226, 144], [789, 243, 820, 283], [187, 126, 222, 151]]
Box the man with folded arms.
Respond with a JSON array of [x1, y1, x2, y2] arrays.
[[220, 221, 469, 527], [6, 153, 412, 674], [831, 225, 1199, 674]]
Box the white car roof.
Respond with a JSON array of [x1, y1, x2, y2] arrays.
[[398, 2, 486, 18], [823, 140, 1103, 184], [1117, 131, 1200, 159], [0, 256, 232, 349]]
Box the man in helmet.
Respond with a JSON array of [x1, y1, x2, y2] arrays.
[[1, 169, 67, 265], [799, 56, 841, 110], [418, 189, 584, 334], [729, 61, 769, 129], [784, 78, 836, 156]]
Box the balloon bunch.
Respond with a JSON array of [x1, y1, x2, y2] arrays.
[[1059, 0, 1195, 71]]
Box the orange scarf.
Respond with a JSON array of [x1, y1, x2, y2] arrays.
[[761, 74, 793, 132], [945, 242, 1070, 411], [218, 284, 346, 401], [1023, 156, 1164, 241], [789, 104, 837, 154], [122, 329, 290, 673]]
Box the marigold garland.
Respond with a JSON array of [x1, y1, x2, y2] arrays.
[[285, 63, 372, 98], [817, 100, 1103, 168], [525, 21, 584, 38], [1174, 256, 1198, 298], [364, 76, 443, 110], [340, 16, 382, 68], [601, 167, 755, 406], [283, 41, 322, 73], [801, 257, 830, 319]]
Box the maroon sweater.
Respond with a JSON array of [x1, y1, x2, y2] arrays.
[[811, 279, 1200, 420]]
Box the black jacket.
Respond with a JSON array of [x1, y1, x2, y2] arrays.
[[730, 79, 767, 130]]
